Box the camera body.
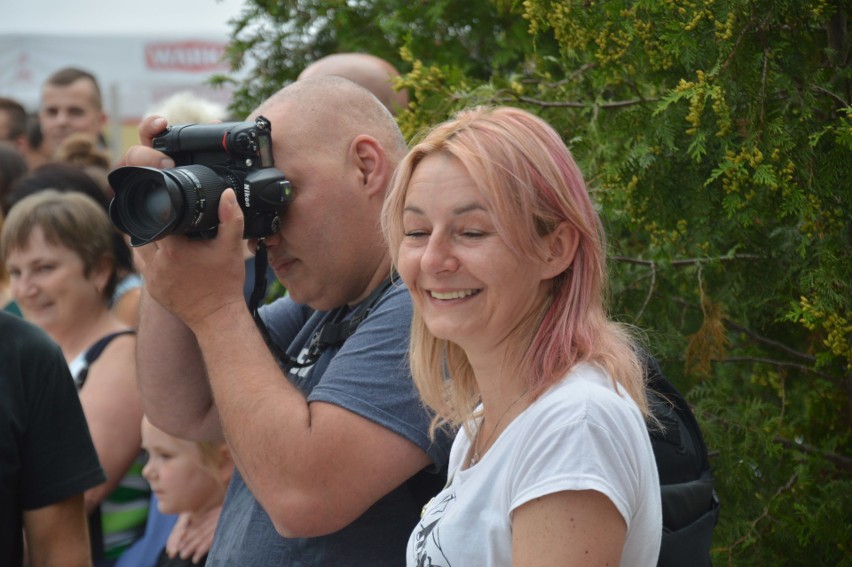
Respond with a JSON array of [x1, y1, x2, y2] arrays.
[[108, 115, 291, 247]]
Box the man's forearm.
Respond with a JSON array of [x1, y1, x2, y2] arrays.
[[24, 496, 92, 567], [190, 300, 432, 537], [137, 288, 223, 441]]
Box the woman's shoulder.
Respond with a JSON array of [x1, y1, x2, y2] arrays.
[[535, 363, 645, 425], [86, 328, 137, 369]]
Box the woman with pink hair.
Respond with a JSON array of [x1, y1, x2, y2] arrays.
[[382, 106, 662, 566]]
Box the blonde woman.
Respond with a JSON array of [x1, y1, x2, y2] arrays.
[[382, 106, 662, 566]]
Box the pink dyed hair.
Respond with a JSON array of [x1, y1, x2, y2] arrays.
[[382, 106, 646, 434]]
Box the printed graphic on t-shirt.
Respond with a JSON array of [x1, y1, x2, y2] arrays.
[[412, 491, 455, 566]]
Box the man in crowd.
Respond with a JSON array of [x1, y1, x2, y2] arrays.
[[0, 97, 27, 149], [0, 312, 106, 566], [38, 67, 108, 159], [298, 52, 409, 115], [122, 75, 450, 565]]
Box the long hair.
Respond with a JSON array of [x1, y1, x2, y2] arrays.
[[382, 106, 647, 435]]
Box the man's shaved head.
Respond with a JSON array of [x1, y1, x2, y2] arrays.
[[298, 53, 409, 115]]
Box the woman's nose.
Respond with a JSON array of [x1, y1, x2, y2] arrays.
[[11, 272, 36, 299], [421, 234, 459, 274]]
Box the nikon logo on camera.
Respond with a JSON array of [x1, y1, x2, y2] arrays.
[[107, 116, 292, 246]]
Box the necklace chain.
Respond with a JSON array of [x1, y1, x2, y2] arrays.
[[470, 388, 529, 466]]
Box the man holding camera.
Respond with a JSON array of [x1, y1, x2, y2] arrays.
[[121, 75, 450, 565]]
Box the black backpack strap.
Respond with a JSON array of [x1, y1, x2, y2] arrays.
[[299, 278, 393, 365], [644, 353, 720, 567], [76, 330, 136, 389]]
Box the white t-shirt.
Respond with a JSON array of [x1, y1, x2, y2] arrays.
[[407, 363, 662, 566]]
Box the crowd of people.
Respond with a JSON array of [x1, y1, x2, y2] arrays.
[[1, 52, 665, 567]]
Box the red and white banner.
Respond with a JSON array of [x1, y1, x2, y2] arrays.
[[0, 33, 240, 122]]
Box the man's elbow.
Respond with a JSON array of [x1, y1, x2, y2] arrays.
[[142, 403, 221, 442], [266, 490, 362, 539]]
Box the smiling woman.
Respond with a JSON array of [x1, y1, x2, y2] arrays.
[[0, 190, 149, 565], [382, 105, 662, 567]]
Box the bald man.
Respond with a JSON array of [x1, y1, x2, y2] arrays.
[[123, 76, 450, 565], [298, 53, 409, 115]]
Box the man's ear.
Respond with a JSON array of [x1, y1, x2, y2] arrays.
[[541, 221, 580, 280], [349, 135, 387, 198]]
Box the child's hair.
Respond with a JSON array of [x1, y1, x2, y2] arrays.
[[197, 440, 231, 484]]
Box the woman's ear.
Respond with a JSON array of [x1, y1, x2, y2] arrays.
[[90, 255, 114, 296], [542, 221, 580, 280]]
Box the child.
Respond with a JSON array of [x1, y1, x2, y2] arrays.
[[141, 417, 233, 567]]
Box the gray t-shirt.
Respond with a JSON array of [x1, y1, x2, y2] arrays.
[[207, 282, 451, 566]]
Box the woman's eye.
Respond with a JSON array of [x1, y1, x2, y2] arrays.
[[404, 230, 429, 238]]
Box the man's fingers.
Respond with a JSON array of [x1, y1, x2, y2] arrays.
[[121, 145, 175, 169], [114, 115, 173, 168], [218, 189, 245, 239], [139, 115, 170, 146]]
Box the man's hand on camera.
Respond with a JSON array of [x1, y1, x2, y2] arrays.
[[119, 115, 175, 169], [134, 188, 247, 331]]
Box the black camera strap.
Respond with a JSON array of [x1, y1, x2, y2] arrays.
[[249, 239, 393, 370]]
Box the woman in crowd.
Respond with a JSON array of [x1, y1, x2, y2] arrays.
[[6, 161, 143, 327], [382, 106, 662, 566], [140, 417, 233, 567], [1, 190, 148, 565]]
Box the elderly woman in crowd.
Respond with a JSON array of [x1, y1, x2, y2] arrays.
[[1, 190, 148, 565]]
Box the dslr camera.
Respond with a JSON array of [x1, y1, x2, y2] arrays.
[[108, 115, 291, 247]]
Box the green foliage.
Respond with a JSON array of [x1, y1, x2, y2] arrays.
[[212, 0, 536, 119], [218, 0, 851, 563]]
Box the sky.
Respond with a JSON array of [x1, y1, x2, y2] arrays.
[[0, 0, 248, 36]]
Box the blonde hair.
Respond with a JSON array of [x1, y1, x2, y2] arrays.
[[382, 106, 648, 436], [146, 91, 228, 124], [55, 132, 111, 170]]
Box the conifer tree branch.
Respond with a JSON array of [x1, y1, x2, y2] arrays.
[[720, 357, 835, 381], [494, 95, 655, 109]]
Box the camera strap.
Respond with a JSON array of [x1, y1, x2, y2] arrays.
[[249, 239, 393, 370], [249, 239, 291, 368]]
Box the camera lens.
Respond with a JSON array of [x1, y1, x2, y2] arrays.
[[122, 176, 176, 235], [139, 181, 173, 225], [108, 165, 227, 246]]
